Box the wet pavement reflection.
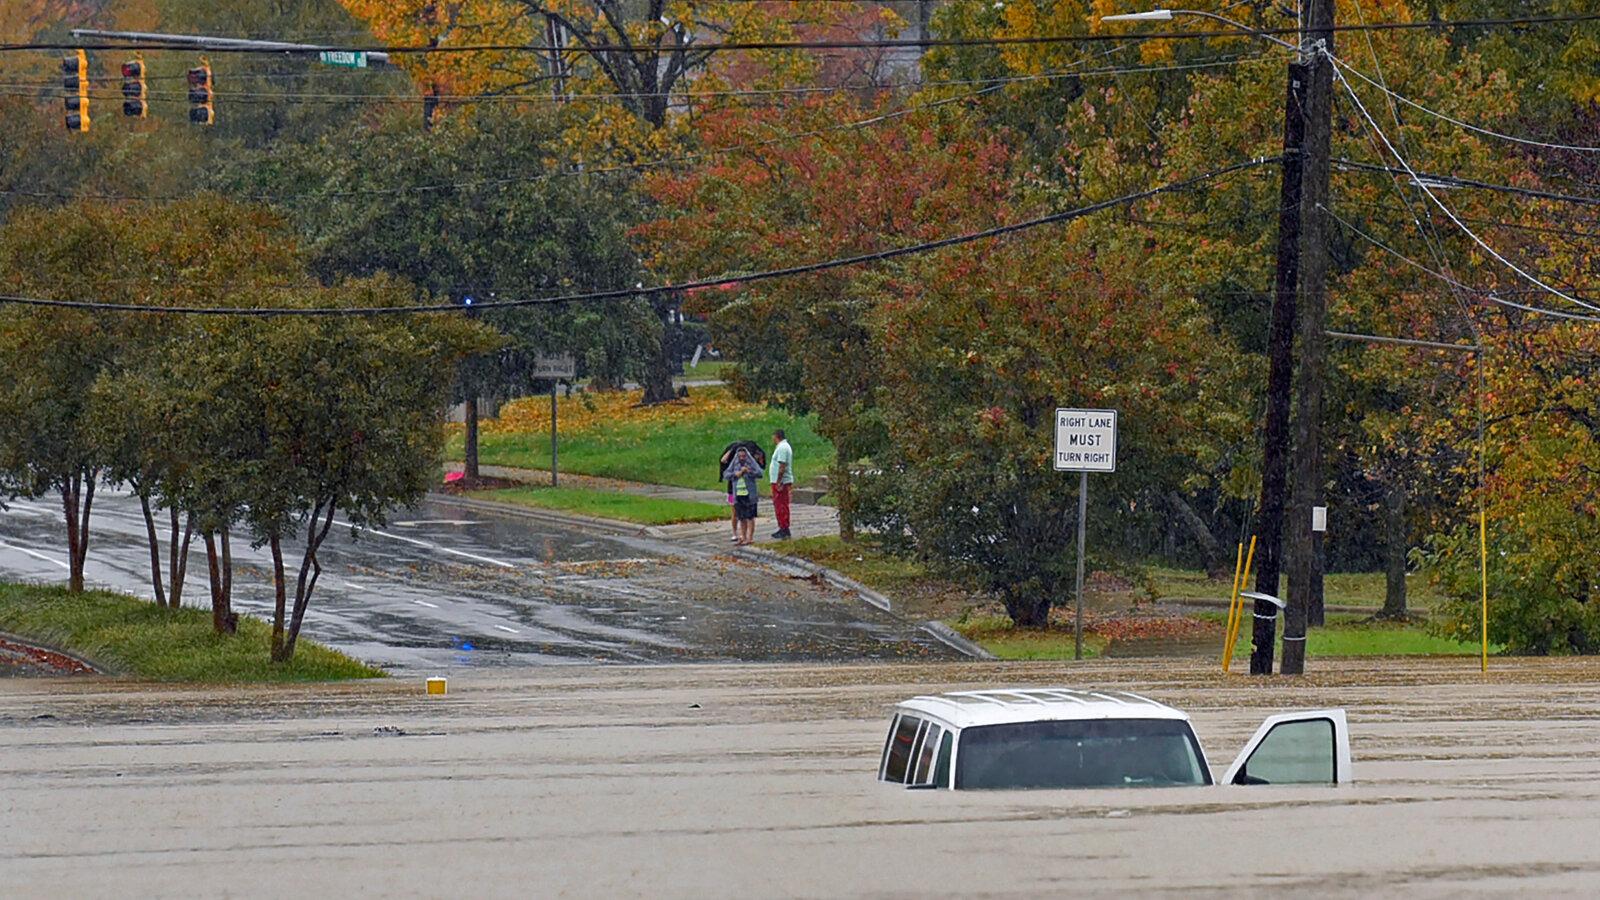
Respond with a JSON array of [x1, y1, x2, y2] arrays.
[[0, 490, 955, 672]]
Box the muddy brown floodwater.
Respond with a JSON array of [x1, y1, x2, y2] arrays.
[[3, 657, 1599, 897]]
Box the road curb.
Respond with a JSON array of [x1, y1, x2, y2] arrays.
[[729, 546, 994, 660], [918, 620, 998, 660], [0, 629, 108, 674]]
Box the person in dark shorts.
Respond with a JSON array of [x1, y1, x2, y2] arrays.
[[718, 440, 766, 544], [723, 447, 764, 545]]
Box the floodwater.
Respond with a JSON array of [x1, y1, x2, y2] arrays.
[[3, 656, 1598, 896], [0, 490, 955, 669]]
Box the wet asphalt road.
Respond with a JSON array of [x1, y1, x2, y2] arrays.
[[0, 490, 952, 671]]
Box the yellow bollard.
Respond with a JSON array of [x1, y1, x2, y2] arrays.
[[426, 677, 448, 696], [1222, 542, 1244, 669], [1224, 536, 1257, 673]]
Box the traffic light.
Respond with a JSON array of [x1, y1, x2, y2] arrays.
[[187, 61, 214, 125], [121, 59, 147, 118], [62, 50, 89, 132]]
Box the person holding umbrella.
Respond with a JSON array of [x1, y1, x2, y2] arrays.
[[719, 440, 765, 544], [722, 447, 764, 545]]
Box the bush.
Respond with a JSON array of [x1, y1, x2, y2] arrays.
[[1426, 526, 1600, 655]]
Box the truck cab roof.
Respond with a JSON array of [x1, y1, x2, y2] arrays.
[[895, 689, 1190, 730]]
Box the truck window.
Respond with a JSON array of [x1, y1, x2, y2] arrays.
[[932, 730, 954, 788], [1232, 718, 1336, 784], [954, 718, 1209, 790], [881, 714, 923, 783], [912, 724, 943, 784]]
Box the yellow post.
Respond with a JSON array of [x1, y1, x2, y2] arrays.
[[1224, 536, 1257, 673], [1222, 542, 1244, 670], [1479, 507, 1489, 674]]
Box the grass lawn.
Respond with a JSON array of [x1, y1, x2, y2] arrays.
[[779, 535, 990, 622], [681, 358, 735, 380], [452, 387, 835, 490], [467, 485, 725, 525], [777, 537, 1483, 661], [1149, 565, 1445, 611], [0, 583, 383, 682], [1208, 612, 1494, 657], [952, 614, 1109, 660]]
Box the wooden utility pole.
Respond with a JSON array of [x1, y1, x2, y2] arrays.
[[1282, 0, 1337, 675], [1249, 59, 1307, 676]]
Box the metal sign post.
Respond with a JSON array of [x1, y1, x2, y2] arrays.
[[534, 354, 576, 488], [1054, 408, 1118, 660]]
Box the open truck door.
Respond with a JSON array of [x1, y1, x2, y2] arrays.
[[1223, 709, 1353, 785]]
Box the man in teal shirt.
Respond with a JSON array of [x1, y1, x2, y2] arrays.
[[770, 429, 794, 539]]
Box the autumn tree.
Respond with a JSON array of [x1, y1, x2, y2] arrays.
[[280, 108, 653, 480], [339, 0, 848, 403], [859, 227, 1235, 626], [638, 97, 1023, 535], [165, 278, 490, 662]]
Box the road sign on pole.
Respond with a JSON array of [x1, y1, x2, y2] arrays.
[[1054, 408, 1119, 660], [532, 353, 575, 380], [318, 50, 368, 68], [1053, 408, 1118, 473], [535, 354, 575, 486]]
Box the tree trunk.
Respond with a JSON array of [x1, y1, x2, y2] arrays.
[[464, 393, 480, 481], [1379, 480, 1408, 619], [834, 463, 856, 542], [59, 472, 94, 593], [204, 529, 236, 635], [1167, 491, 1225, 575], [167, 509, 195, 609], [269, 534, 289, 662], [283, 503, 337, 662], [1005, 591, 1051, 628], [640, 298, 679, 405], [138, 490, 165, 607]]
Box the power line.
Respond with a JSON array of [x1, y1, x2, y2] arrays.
[[5, 13, 1597, 56], [1330, 158, 1600, 207], [0, 156, 1279, 317], [1327, 52, 1600, 154], [0, 54, 1270, 105], [1330, 55, 1600, 315], [1327, 330, 1480, 352], [1323, 204, 1600, 323], [0, 54, 1267, 204]]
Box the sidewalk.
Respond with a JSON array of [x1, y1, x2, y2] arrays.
[[468, 464, 840, 551]]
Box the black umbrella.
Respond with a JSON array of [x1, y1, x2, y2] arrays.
[[718, 440, 766, 481]]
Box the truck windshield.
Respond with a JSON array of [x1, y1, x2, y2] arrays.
[[955, 718, 1209, 790]]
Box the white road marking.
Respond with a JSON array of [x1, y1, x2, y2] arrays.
[[391, 519, 481, 527], [4, 501, 54, 516], [335, 520, 516, 569], [411, 600, 439, 609], [492, 625, 521, 634], [0, 539, 70, 569]]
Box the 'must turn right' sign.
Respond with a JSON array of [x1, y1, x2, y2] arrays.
[[1053, 408, 1118, 473]]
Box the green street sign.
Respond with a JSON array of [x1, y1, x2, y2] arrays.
[[318, 50, 368, 68]]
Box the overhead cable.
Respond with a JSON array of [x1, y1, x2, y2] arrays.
[[0, 156, 1279, 317]]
